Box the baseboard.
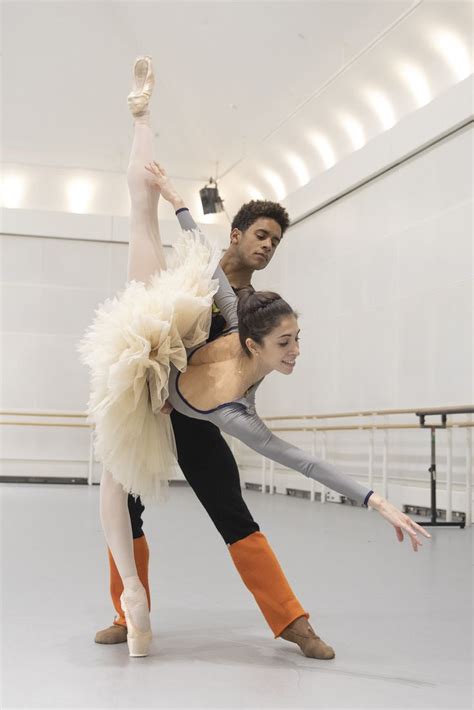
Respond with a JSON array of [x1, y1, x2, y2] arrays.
[[0, 476, 191, 487], [0, 475, 88, 484]]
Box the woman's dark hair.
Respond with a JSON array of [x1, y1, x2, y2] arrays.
[[231, 200, 290, 235], [237, 288, 297, 357]]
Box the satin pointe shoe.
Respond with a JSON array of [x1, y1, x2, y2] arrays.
[[120, 584, 152, 657], [127, 55, 155, 116]]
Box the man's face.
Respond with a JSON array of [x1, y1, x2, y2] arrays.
[[231, 217, 282, 270]]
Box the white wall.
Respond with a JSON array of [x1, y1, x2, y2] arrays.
[[1, 82, 472, 514], [240, 100, 472, 518], [1, 232, 131, 479], [254, 124, 472, 417], [0, 213, 226, 480]]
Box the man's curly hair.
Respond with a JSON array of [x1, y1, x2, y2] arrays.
[[231, 200, 290, 235]]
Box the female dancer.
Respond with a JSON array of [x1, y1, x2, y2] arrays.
[[80, 58, 430, 659]]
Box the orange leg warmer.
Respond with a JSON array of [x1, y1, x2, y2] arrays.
[[228, 531, 309, 637]]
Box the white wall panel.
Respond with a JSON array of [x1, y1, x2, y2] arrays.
[[1, 284, 44, 333], [0, 235, 44, 284], [257, 125, 472, 419], [432, 281, 473, 404], [1, 120, 471, 490], [41, 238, 111, 289]]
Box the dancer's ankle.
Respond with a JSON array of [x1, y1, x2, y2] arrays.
[[122, 575, 143, 593], [133, 110, 150, 124]]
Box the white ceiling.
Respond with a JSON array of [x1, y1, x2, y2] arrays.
[[3, 1, 472, 219], [4, 0, 415, 176]]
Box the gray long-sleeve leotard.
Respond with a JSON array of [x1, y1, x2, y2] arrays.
[[170, 209, 373, 507]]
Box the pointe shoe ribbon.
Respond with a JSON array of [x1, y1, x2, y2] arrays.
[[127, 55, 155, 116], [120, 587, 152, 657]]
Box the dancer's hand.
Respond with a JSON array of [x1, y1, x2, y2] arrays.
[[145, 161, 185, 210], [160, 399, 173, 415], [367, 493, 431, 552]]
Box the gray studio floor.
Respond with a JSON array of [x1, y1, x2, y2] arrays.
[[1, 482, 472, 710]]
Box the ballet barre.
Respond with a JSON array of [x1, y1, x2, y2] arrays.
[[260, 409, 473, 524], [2, 407, 473, 523], [415, 406, 474, 529]]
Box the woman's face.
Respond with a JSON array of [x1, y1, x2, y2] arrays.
[[250, 314, 300, 375]]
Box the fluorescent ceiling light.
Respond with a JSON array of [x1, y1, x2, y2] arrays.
[[286, 152, 310, 186], [67, 178, 94, 214], [398, 62, 431, 107], [432, 29, 472, 82], [365, 88, 396, 130], [339, 114, 366, 150], [308, 132, 336, 169], [261, 168, 287, 201], [1, 175, 26, 208]]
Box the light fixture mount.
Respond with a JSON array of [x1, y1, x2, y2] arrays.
[[199, 177, 224, 215]]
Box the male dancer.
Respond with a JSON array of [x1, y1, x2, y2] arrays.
[[95, 56, 332, 660]]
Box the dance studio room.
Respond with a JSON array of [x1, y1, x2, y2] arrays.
[[1, 1, 472, 708]]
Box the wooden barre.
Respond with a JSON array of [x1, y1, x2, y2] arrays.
[[1, 421, 472, 431], [0, 422, 91, 428], [0, 411, 87, 418], [263, 405, 474, 421], [270, 422, 474, 432], [2, 405, 472, 423]]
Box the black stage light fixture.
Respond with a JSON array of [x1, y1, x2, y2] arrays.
[[200, 178, 224, 215]]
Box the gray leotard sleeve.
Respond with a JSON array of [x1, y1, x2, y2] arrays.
[[175, 208, 238, 329], [209, 404, 372, 506]]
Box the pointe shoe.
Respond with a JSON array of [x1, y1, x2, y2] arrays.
[[280, 616, 335, 660], [120, 585, 152, 657], [94, 623, 128, 644], [127, 55, 154, 116]]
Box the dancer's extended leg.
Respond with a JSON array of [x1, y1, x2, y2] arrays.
[[100, 468, 151, 656], [98, 60, 161, 655], [100, 469, 138, 586], [127, 110, 166, 284]]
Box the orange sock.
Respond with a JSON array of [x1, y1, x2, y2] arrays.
[[229, 531, 309, 637], [109, 535, 151, 627]]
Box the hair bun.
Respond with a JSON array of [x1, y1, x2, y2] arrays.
[[237, 289, 286, 322], [236, 289, 296, 357]]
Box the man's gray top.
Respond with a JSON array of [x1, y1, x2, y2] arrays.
[[167, 208, 373, 507]]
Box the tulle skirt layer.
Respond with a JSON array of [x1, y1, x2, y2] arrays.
[[78, 230, 221, 501]]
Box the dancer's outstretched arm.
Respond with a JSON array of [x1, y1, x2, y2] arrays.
[[218, 406, 373, 505], [214, 406, 431, 552]]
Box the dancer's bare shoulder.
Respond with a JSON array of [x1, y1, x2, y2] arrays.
[[189, 331, 241, 366], [180, 333, 245, 410]]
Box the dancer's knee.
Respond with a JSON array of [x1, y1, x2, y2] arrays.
[[100, 470, 128, 519], [127, 164, 154, 201]]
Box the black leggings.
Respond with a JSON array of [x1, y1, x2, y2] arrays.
[[128, 409, 259, 545]]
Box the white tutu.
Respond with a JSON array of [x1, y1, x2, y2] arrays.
[[78, 229, 221, 501]]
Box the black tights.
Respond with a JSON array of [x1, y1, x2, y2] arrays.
[[128, 409, 259, 544]]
